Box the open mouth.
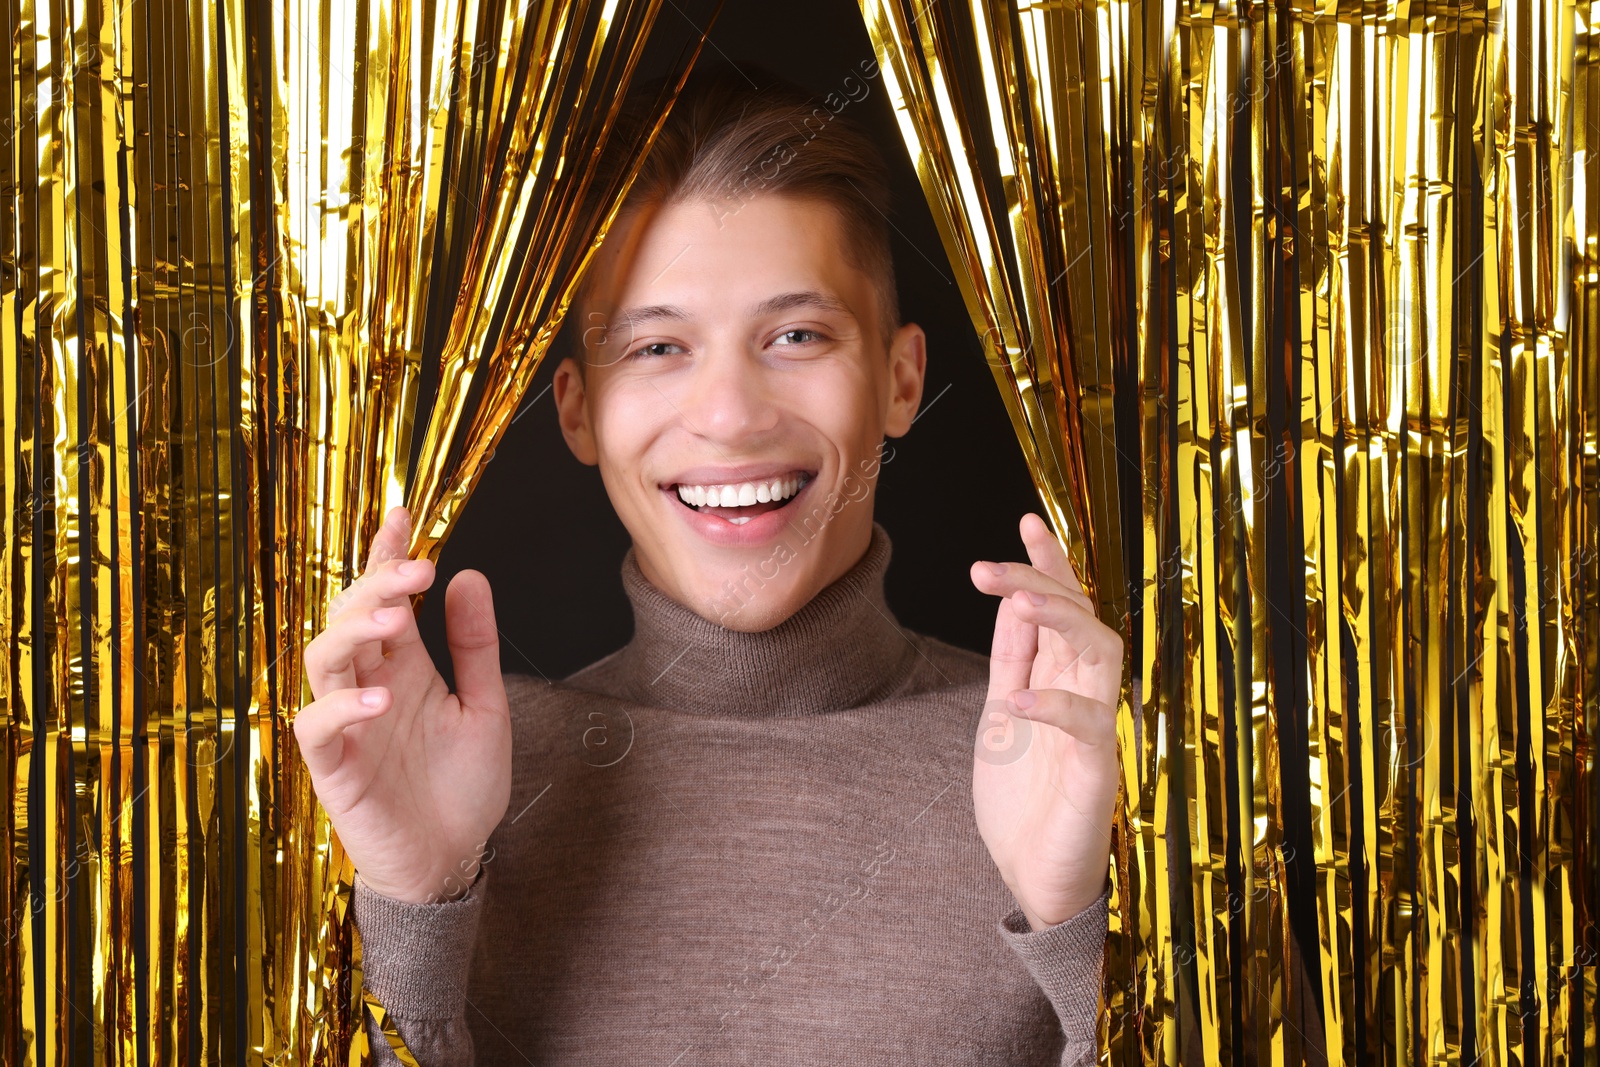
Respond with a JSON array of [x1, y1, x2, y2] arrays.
[[668, 470, 816, 526]]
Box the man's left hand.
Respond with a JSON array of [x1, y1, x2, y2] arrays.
[[969, 512, 1124, 931]]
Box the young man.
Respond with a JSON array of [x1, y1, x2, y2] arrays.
[[295, 69, 1124, 1066]]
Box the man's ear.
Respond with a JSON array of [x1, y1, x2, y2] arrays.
[[552, 355, 599, 466], [884, 322, 928, 438]]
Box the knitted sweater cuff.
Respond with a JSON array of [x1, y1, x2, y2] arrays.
[[996, 886, 1108, 1042], [353, 868, 486, 1021]]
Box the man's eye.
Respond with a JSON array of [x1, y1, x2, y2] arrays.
[[630, 342, 683, 359], [774, 329, 822, 346]]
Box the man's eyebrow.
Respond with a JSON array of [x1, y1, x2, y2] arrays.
[[751, 290, 856, 319], [612, 304, 692, 329], [609, 292, 855, 330]]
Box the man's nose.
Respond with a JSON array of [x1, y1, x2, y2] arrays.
[[676, 348, 780, 441]]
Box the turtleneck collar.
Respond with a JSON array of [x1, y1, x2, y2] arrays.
[[578, 521, 922, 717]]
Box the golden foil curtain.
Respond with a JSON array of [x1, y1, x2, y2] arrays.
[[0, 0, 699, 1062], [860, 0, 1594, 1063]]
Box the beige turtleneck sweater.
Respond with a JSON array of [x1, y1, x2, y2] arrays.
[[353, 521, 1108, 1065]]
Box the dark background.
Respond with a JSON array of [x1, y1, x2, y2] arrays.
[[419, 0, 1040, 684]]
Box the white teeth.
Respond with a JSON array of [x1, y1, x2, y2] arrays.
[[674, 472, 810, 510], [727, 516, 752, 525]]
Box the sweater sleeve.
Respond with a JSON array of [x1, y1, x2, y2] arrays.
[[353, 869, 487, 1067], [996, 887, 1108, 1067]]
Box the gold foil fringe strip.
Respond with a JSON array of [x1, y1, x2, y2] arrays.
[[859, 0, 1594, 1062], [1, 0, 707, 1062]]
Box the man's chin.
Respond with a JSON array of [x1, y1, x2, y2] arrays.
[[686, 564, 812, 632], [708, 592, 808, 633], [626, 539, 806, 632], [633, 500, 878, 631]]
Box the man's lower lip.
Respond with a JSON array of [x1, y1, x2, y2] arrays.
[[665, 479, 815, 544]]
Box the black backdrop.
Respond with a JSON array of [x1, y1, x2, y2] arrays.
[[420, 0, 1042, 684]]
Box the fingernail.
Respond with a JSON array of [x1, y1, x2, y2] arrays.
[[1025, 590, 1047, 606], [985, 561, 1006, 576], [397, 560, 418, 576], [1011, 690, 1037, 710], [360, 689, 384, 708], [373, 607, 395, 623]]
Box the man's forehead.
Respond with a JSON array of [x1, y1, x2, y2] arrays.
[[591, 195, 859, 283], [572, 195, 886, 345]]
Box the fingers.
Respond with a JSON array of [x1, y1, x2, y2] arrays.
[[1006, 588, 1123, 665], [327, 506, 416, 620], [304, 564, 434, 698], [365, 506, 412, 574], [292, 687, 391, 779], [970, 557, 1095, 617], [332, 513, 431, 625], [444, 570, 508, 715], [1018, 512, 1081, 593], [1005, 686, 1117, 748], [984, 591, 1038, 703], [330, 554, 437, 626], [969, 513, 1095, 616]]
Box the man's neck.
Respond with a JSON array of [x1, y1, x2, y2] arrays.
[[567, 521, 919, 716]]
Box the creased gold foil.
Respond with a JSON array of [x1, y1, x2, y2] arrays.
[[1, 0, 706, 1062], [859, 0, 1594, 1062], [358, 990, 424, 1067]]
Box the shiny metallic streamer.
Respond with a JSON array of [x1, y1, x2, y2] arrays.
[[358, 990, 424, 1067], [859, 0, 1594, 1063], [1, 0, 702, 1061]]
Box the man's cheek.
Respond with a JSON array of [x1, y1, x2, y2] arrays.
[[591, 407, 659, 479]]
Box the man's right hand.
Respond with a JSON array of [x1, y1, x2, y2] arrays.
[[295, 505, 513, 904]]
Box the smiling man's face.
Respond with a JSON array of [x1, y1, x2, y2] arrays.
[[552, 193, 926, 631]]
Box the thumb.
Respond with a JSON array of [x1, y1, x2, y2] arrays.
[[444, 569, 507, 713]]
